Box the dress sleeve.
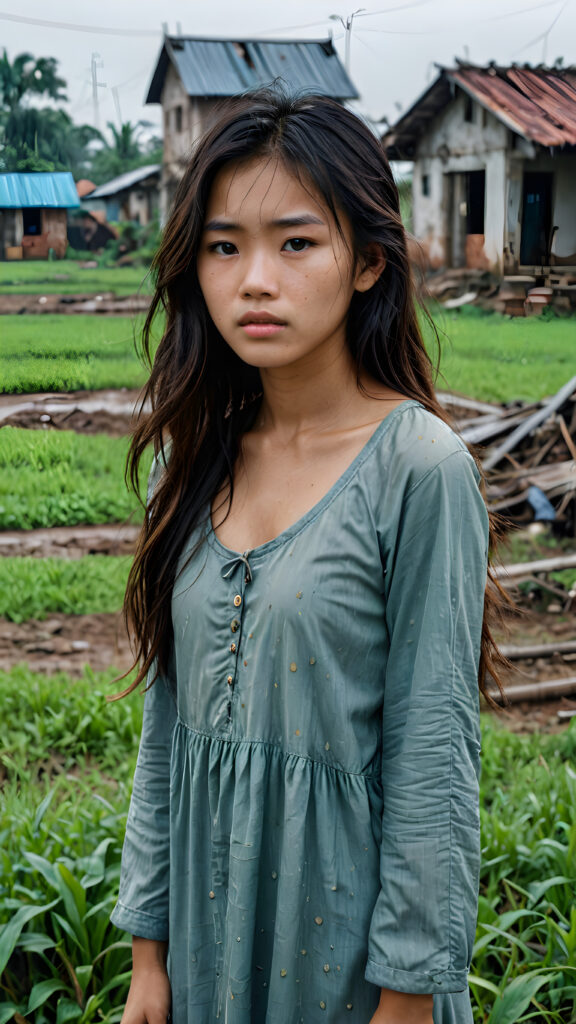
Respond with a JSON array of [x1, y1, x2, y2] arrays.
[[111, 451, 176, 941], [365, 449, 488, 995], [110, 672, 177, 940]]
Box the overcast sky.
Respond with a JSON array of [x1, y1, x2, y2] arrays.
[[1, 0, 575, 138]]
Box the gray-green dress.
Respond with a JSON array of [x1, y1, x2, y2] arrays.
[[111, 401, 488, 1024]]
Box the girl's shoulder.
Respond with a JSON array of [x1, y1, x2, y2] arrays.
[[368, 400, 480, 498]]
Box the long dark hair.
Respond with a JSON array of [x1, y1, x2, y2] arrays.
[[118, 88, 507, 700]]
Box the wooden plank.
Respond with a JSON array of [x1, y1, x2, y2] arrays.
[[494, 553, 576, 579], [500, 640, 576, 660], [483, 375, 576, 470], [488, 675, 576, 704]]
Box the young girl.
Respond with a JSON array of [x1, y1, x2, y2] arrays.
[[112, 89, 500, 1024]]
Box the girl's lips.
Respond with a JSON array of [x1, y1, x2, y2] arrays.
[[241, 322, 286, 338]]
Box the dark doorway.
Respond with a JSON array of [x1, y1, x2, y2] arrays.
[[22, 208, 42, 235], [466, 171, 485, 234], [520, 172, 553, 265]]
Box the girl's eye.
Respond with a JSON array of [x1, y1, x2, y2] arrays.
[[283, 238, 312, 253], [211, 241, 238, 256]]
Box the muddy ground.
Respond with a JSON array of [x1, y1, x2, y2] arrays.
[[0, 292, 149, 315], [0, 389, 144, 437], [0, 524, 139, 558]]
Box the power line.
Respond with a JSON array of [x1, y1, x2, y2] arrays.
[[0, 10, 160, 36], [489, 0, 564, 19], [354, 1, 433, 17], [512, 0, 569, 57], [250, 3, 433, 38]]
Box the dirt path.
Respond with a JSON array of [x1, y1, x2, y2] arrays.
[[0, 388, 146, 436], [0, 523, 139, 558], [0, 292, 150, 315], [0, 612, 132, 675]]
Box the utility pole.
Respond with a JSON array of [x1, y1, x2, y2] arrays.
[[112, 86, 123, 129], [91, 52, 106, 131], [330, 9, 365, 73]]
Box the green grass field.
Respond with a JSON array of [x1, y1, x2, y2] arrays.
[[0, 259, 151, 296], [429, 307, 576, 403], [0, 556, 131, 622], [0, 428, 150, 529], [1, 305, 574, 402], [0, 315, 147, 393]]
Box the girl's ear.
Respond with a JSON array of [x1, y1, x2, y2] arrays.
[[354, 244, 386, 293]]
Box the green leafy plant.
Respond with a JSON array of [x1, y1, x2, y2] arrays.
[[0, 315, 148, 394], [0, 428, 151, 528], [1, 666, 142, 1022], [0, 555, 130, 621]]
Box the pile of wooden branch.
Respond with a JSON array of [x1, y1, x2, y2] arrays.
[[440, 374, 576, 531]]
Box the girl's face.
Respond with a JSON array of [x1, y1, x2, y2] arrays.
[[197, 157, 382, 373]]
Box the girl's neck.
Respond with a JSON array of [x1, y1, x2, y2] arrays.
[[256, 342, 370, 439]]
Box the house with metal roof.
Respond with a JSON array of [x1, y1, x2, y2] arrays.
[[382, 63, 576, 276], [0, 171, 80, 260], [145, 35, 358, 220], [81, 164, 161, 225]]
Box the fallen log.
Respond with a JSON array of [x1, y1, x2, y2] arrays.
[[494, 553, 576, 579], [500, 639, 576, 660], [488, 674, 576, 704]]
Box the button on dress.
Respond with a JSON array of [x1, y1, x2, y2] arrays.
[[111, 401, 488, 1024]]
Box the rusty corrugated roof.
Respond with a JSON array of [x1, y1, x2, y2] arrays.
[[382, 64, 576, 158], [453, 66, 576, 146]]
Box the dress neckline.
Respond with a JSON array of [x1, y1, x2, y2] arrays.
[[208, 400, 421, 562]]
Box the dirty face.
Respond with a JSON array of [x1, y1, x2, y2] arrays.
[[197, 156, 381, 374]]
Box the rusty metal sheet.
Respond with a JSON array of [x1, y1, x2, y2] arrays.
[[505, 68, 576, 144], [383, 65, 576, 155], [452, 68, 569, 147]]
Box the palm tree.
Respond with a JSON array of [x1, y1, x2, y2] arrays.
[[88, 121, 162, 184], [0, 50, 67, 113], [0, 51, 101, 173]]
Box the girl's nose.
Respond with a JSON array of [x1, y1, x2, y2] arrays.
[[240, 252, 279, 298]]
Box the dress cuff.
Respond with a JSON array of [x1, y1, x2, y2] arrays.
[[365, 959, 469, 994], [110, 900, 169, 942]]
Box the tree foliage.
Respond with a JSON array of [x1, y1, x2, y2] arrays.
[[0, 49, 102, 174], [0, 50, 67, 112], [0, 48, 162, 184], [88, 120, 162, 185]]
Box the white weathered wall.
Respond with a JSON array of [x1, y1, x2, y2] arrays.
[[160, 63, 222, 222], [412, 91, 509, 271]]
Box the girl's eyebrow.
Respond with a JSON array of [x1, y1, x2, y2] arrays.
[[203, 214, 326, 232]]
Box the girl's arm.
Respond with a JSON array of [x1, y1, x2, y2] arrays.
[[111, 672, 177, 939], [366, 449, 488, 1000], [369, 988, 433, 1024], [121, 937, 171, 1024]]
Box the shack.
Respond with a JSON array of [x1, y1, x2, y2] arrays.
[[81, 165, 161, 225], [0, 172, 80, 260], [382, 63, 576, 276], [145, 35, 358, 219]]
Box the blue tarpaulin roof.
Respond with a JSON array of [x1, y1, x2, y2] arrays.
[[147, 37, 358, 103], [0, 172, 80, 209]]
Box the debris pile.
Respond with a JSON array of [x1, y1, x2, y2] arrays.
[[440, 374, 576, 532], [426, 269, 576, 315], [441, 376, 576, 715]]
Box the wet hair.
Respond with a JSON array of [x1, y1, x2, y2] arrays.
[[118, 87, 508, 701]]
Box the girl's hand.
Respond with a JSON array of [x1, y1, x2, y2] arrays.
[[120, 967, 171, 1024], [120, 937, 171, 1024], [368, 988, 434, 1024]]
